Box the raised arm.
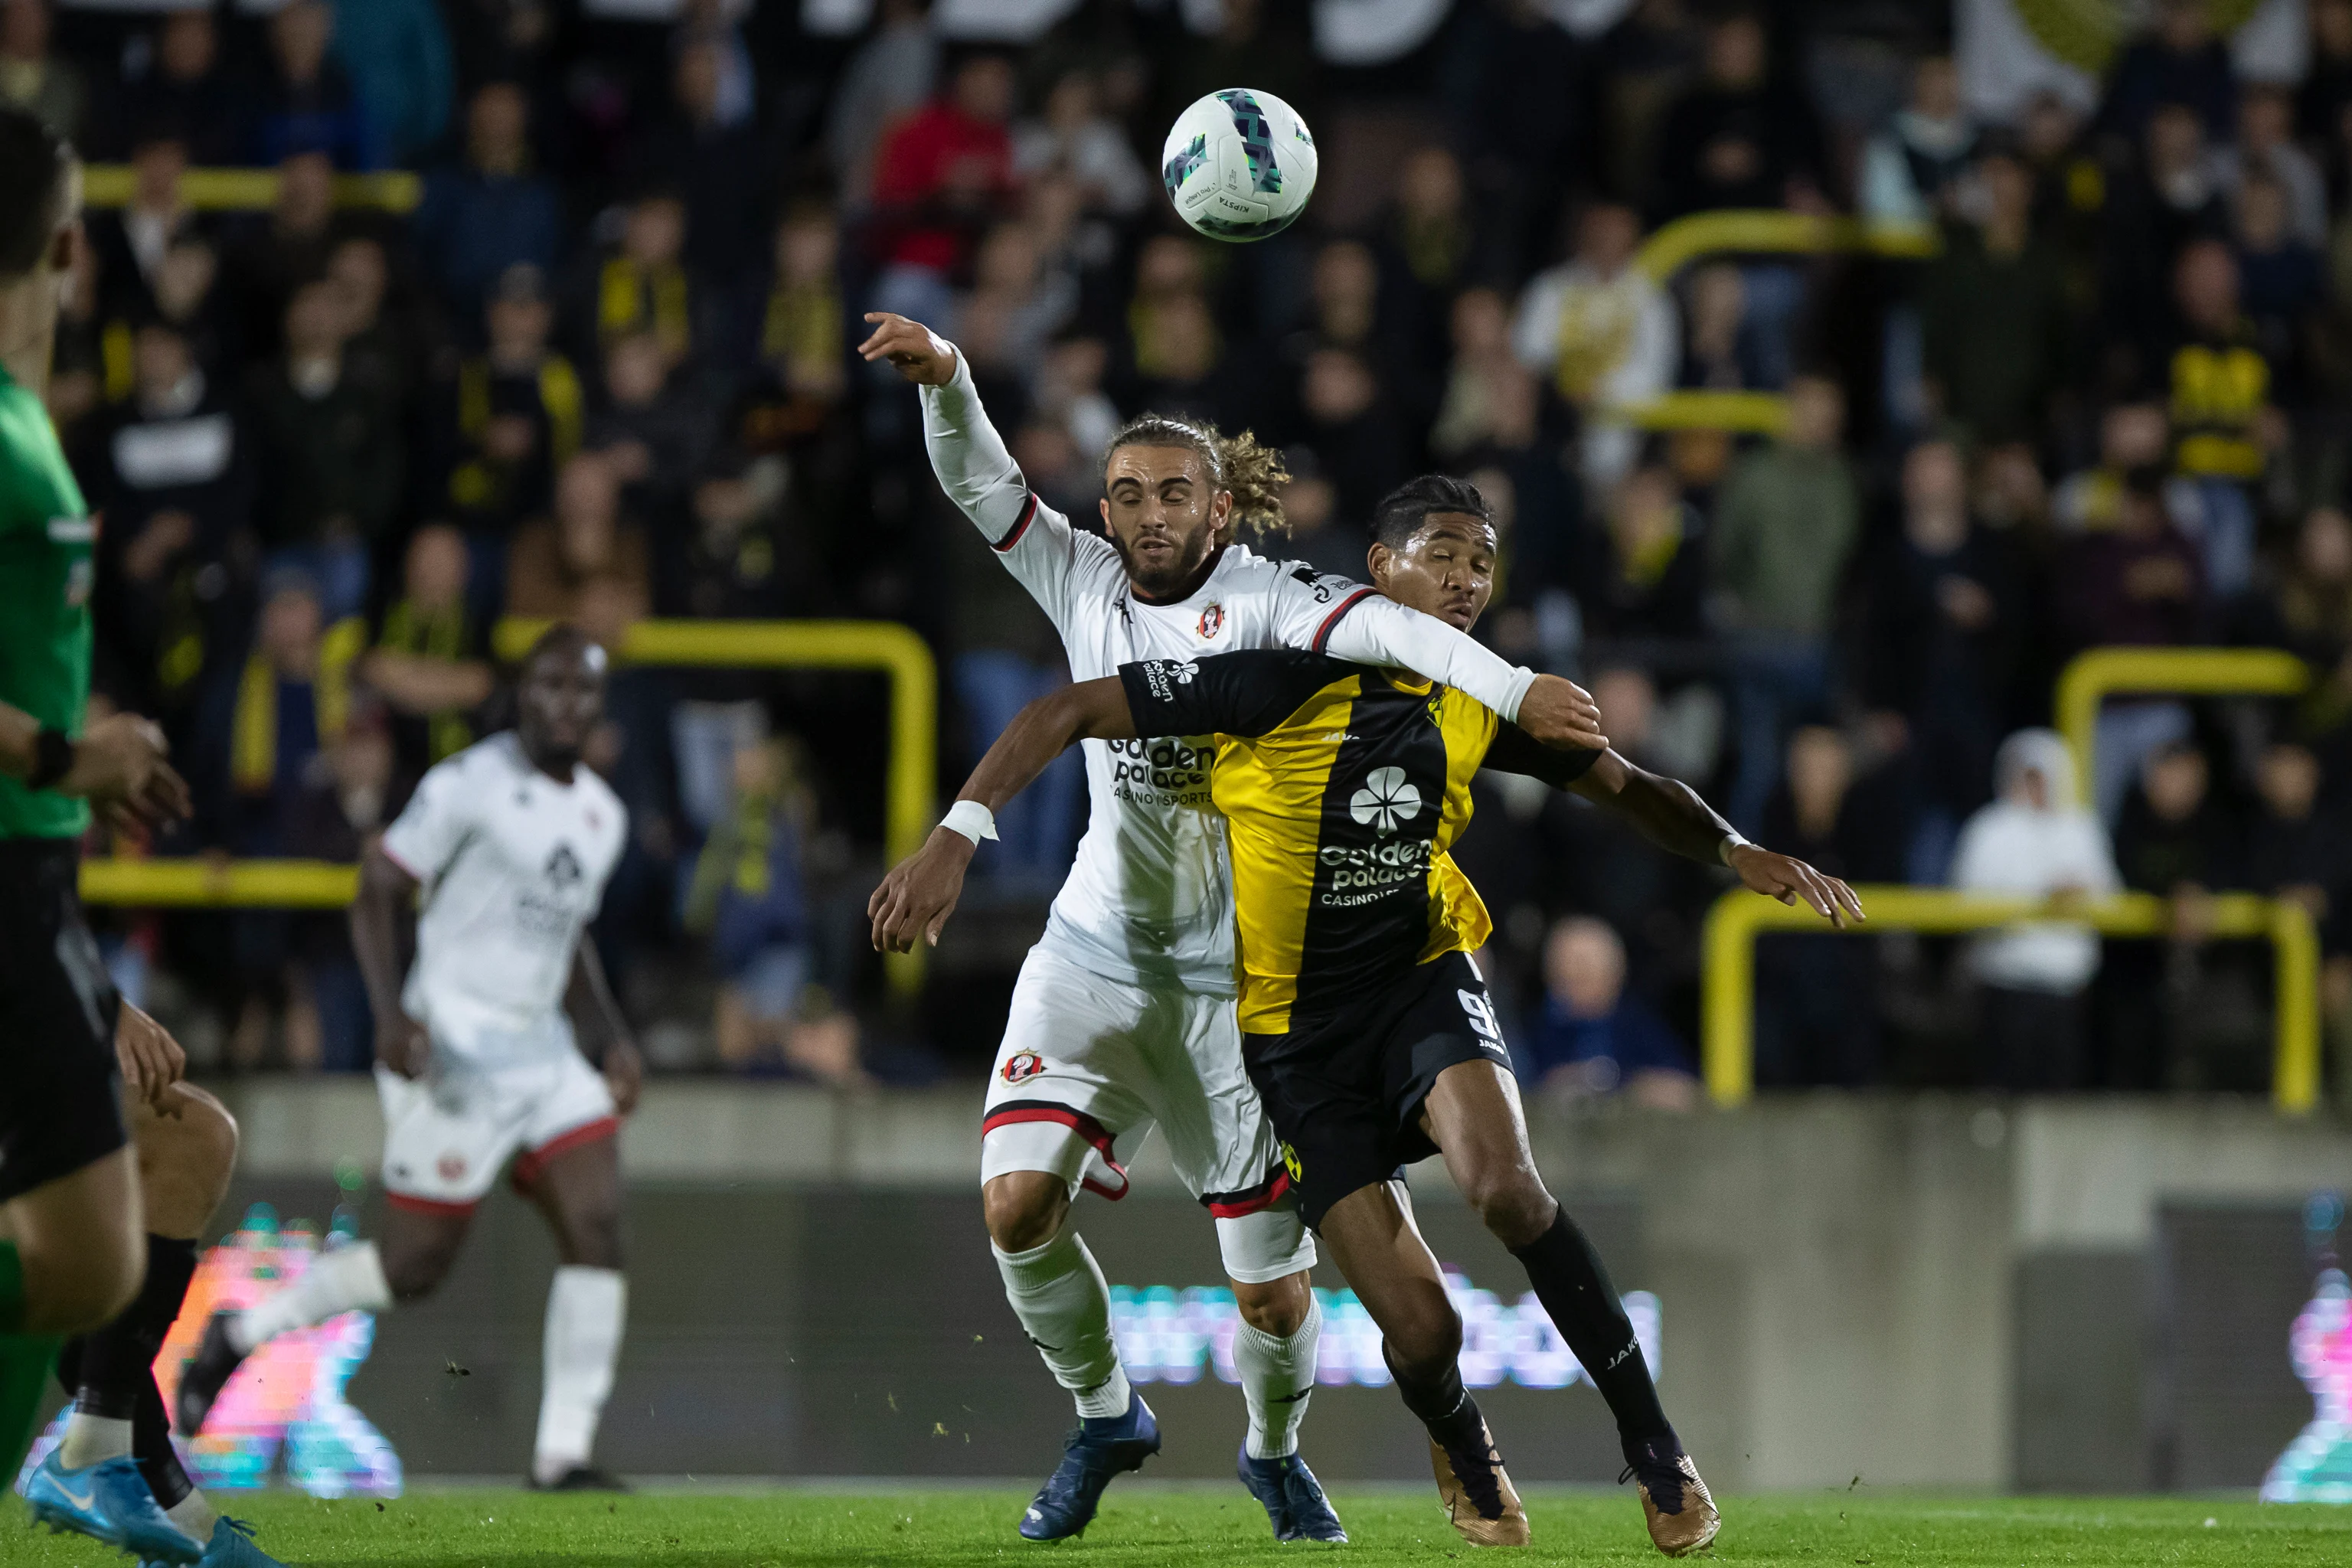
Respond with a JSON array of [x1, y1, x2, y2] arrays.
[[350, 839, 429, 1076], [868, 678, 1137, 953]]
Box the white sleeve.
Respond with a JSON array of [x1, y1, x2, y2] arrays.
[[1273, 569, 1537, 722], [917, 349, 1107, 632], [1511, 273, 1564, 373], [1947, 814, 1992, 890], [380, 757, 472, 883]]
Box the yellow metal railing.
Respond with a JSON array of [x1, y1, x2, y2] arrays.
[[2054, 646, 2311, 809], [82, 165, 422, 213], [80, 618, 938, 994], [1700, 887, 2321, 1113]]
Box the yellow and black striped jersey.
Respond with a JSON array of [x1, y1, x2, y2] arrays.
[[1117, 648, 1599, 1034]]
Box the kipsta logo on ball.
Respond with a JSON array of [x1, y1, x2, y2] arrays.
[[1161, 88, 1318, 243], [1001, 1051, 1047, 1084], [1350, 766, 1422, 834]]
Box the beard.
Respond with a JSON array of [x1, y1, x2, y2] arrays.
[[1112, 525, 1220, 601]]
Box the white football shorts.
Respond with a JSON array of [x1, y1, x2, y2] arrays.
[[376, 1036, 618, 1214], [981, 942, 1315, 1285]]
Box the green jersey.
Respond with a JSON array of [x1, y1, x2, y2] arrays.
[[0, 362, 92, 839]]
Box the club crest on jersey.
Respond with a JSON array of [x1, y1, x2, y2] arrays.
[[1001, 1051, 1047, 1083], [544, 844, 583, 887], [1350, 766, 1423, 834], [1196, 603, 1223, 639], [1139, 658, 1198, 701], [436, 1153, 467, 1181]]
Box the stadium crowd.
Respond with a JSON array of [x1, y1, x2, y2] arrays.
[[15, 0, 2352, 1097]]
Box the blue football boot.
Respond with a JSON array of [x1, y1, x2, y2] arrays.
[[1238, 1447, 1348, 1542], [21, 1451, 203, 1563], [1017, 1396, 1161, 1540], [143, 1516, 290, 1568]]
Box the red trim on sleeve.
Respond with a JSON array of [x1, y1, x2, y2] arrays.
[[1311, 587, 1377, 652], [991, 493, 1041, 554], [982, 1101, 1131, 1200], [378, 841, 425, 881], [510, 1116, 621, 1193], [386, 1192, 479, 1218]]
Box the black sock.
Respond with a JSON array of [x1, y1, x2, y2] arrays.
[[74, 1236, 198, 1422], [1509, 1208, 1674, 1458], [1381, 1342, 1487, 1453], [133, 1374, 193, 1511]]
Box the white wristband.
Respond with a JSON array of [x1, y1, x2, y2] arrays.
[[941, 799, 998, 844], [1717, 831, 1750, 867]]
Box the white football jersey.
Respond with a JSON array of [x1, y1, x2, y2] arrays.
[[922, 356, 1535, 993], [380, 732, 628, 1061]]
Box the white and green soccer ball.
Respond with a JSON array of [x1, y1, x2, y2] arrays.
[[1160, 89, 1318, 243]]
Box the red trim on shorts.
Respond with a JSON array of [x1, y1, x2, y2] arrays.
[[982, 1101, 1130, 1200], [386, 1191, 478, 1218], [991, 493, 1040, 554], [510, 1116, 620, 1193], [1311, 587, 1376, 652], [1201, 1165, 1292, 1219]]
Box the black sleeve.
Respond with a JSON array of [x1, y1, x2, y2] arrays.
[[1480, 723, 1604, 789], [1117, 649, 1346, 740]]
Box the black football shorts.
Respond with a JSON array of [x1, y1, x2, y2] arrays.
[[1240, 949, 1514, 1230], [0, 838, 126, 1204]]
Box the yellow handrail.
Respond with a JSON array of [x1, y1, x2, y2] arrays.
[[1632, 210, 1937, 283], [1604, 390, 1788, 435], [82, 618, 939, 995], [2053, 647, 2311, 808], [1700, 886, 2321, 1113], [81, 165, 423, 213]]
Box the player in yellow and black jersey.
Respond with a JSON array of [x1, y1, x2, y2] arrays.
[[874, 475, 1863, 1558]]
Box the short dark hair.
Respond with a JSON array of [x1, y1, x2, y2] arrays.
[[523, 622, 607, 677], [0, 106, 71, 278], [1370, 474, 1494, 551]]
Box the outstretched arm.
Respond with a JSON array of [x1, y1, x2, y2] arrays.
[[868, 678, 1137, 953]]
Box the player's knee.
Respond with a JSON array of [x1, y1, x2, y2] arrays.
[[1462, 1168, 1556, 1251], [564, 1206, 624, 1270], [1386, 1303, 1462, 1385], [147, 1086, 240, 1191], [381, 1243, 458, 1303], [982, 1173, 1067, 1253], [21, 1229, 142, 1334], [1232, 1270, 1312, 1338]]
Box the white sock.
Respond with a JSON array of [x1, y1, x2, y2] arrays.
[[532, 1266, 627, 1485], [230, 1240, 394, 1354], [167, 1490, 218, 1543], [57, 1413, 132, 1469], [994, 1230, 1131, 1421], [1234, 1292, 1320, 1459]]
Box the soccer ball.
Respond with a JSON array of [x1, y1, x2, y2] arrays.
[[1160, 89, 1318, 243]]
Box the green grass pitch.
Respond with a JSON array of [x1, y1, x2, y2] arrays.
[[9, 1488, 2349, 1566]]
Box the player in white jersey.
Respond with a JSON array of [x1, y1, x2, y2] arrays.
[[859, 312, 1605, 1542], [174, 628, 643, 1491]]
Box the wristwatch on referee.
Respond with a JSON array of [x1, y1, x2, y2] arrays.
[[24, 726, 73, 790]]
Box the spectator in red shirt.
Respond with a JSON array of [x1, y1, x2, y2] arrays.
[[867, 52, 1017, 327]]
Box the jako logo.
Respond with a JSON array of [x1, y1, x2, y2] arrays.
[[1350, 767, 1422, 833]]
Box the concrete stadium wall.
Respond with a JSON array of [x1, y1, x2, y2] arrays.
[[203, 1083, 2352, 1490]]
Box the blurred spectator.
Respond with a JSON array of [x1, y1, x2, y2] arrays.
[[634, 35, 770, 288], [1858, 54, 1975, 223], [2102, 103, 2226, 383], [737, 203, 848, 451], [327, 235, 417, 417], [2239, 741, 2352, 1087], [89, 132, 204, 328], [1378, 147, 1483, 388], [2213, 85, 2327, 248], [506, 449, 651, 621], [1517, 916, 1699, 1110], [90, 318, 250, 728], [1014, 68, 1148, 218], [1710, 374, 1858, 831], [415, 80, 563, 320], [442, 263, 581, 539], [1298, 348, 1410, 528], [1272, 449, 1360, 582], [1650, 10, 1825, 220], [683, 737, 864, 1084], [2053, 468, 2205, 818], [955, 221, 1076, 390], [1158, 0, 1315, 131], [585, 188, 700, 368], [446, 0, 558, 103], [2167, 238, 2273, 598], [329, 0, 454, 166], [1512, 201, 1675, 491], [1919, 152, 2069, 446], [675, 0, 756, 129], [588, 328, 709, 510], [254, 1, 381, 170], [281, 706, 392, 1071], [0, 0, 80, 142], [248, 277, 403, 619], [2272, 508, 2352, 717], [2303, 0, 2352, 148], [1122, 244, 1253, 432], [868, 52, 1018, 325], [2053, 401, 2170, 532], [2101, 0, 2237, 144], [825, 0, 938, 208], [1851, 439, 2020, 881], [1448, 0, 1585, 280], [1033, 335, 1118, 469], [2233, 175, 2324, 377], [1585, 464, 1705, 643], [1949, 729, 2121, 1091], [2111, 738, 2249, 1087], [665, 451, 798, 621], [1675, 262, 1752, 390], [1753, 724, 1886, 1086], [1432, 286, 1519, 460], [361, 524, 495, 776], [221, 150, 347, 363], [119, 10, 238, 166]]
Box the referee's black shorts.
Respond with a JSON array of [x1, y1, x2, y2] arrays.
[[0, 837, 125, 1204], [1240, 949, 1514, 1230]]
